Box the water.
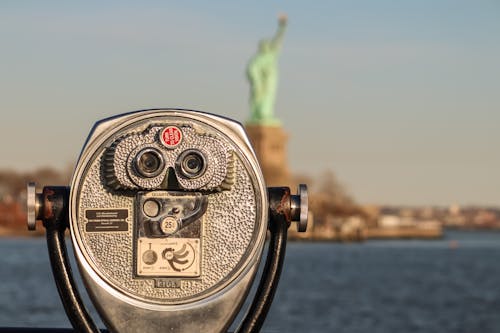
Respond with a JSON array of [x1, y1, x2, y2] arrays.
[[1, 230, 500, 332]]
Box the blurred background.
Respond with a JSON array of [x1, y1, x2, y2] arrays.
[[1, 1, 500, 332]]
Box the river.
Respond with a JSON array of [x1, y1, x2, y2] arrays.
[[1, 230, 500, 332]]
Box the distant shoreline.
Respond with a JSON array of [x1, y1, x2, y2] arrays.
[[4, 224, 500, 243]]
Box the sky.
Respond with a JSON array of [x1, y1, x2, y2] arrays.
[[1, 1, 499, 206]]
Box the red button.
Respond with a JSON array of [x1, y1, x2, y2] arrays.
[[160, 126, 182, 148]]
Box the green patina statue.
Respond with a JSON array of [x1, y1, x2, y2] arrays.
[[246, 14, 287, 125]]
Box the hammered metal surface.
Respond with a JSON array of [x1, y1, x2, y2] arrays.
[[104, 124, 232, 191], [75, 118, 260, 303]]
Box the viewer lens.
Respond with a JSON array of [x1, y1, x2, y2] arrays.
[[135, 148, 164, 177], [177, 150, 206, 178]]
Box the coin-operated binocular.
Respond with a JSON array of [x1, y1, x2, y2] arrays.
[[27, 109, 308, 333]]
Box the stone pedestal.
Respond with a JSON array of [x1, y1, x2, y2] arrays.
[[245, 124, 291, 186]]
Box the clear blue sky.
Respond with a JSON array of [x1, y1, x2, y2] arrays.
[[1, 1, 499, 206]]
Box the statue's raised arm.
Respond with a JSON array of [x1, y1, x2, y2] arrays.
[[269, 14, 287, 52]]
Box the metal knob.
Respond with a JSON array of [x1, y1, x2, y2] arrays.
[[26, 182, 42, 231], [290, 184, 308, 232]]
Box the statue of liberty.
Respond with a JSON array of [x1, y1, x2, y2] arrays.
[[246, 14, 287, 125]]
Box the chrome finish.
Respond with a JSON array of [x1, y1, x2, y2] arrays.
[[26, 182, 41, 231], [79, 249, 260, 333], [69, 109, 268, 332], [290, 184, 308, 232]]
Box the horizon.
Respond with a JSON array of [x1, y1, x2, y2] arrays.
[[1, 1, 499, 206]]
